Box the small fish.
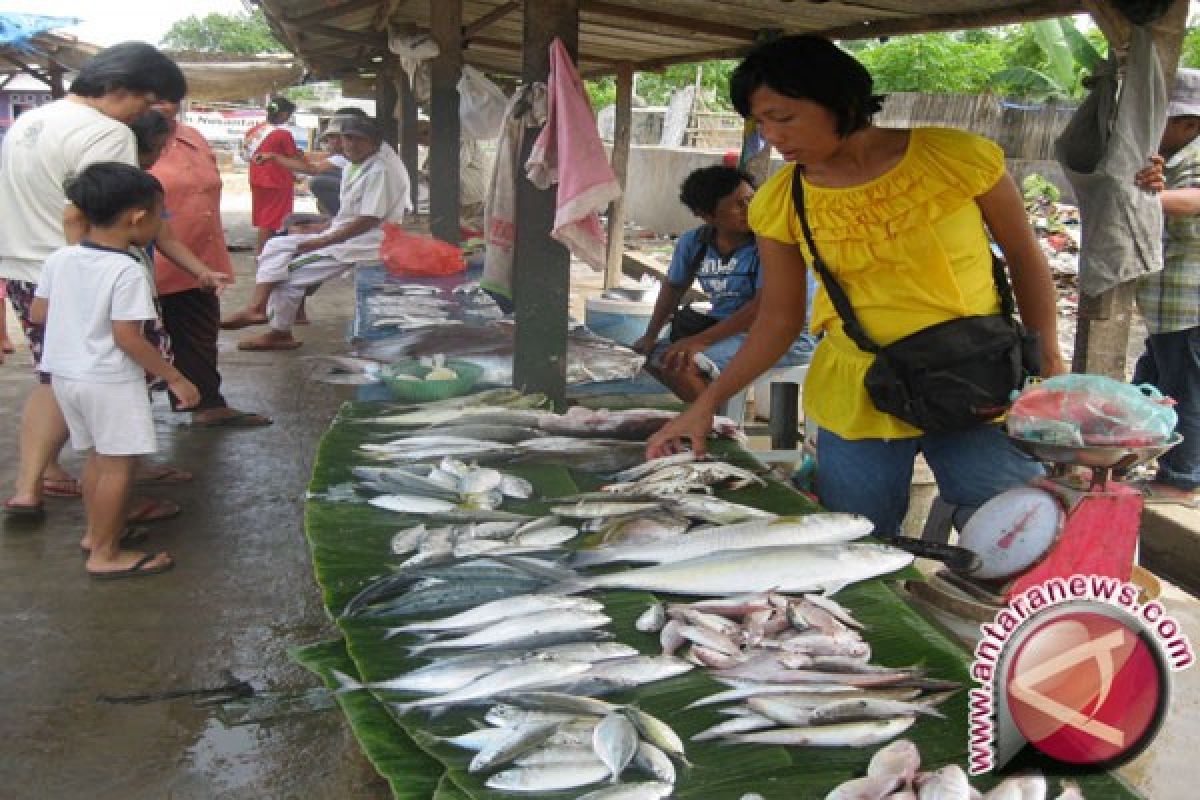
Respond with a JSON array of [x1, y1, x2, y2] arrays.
[[485, 705, 596, 729], [503, 691, 619, 717], [573, 656, 695, 688], [391, 660, 592, 714], [485, 762, 612, 792], [632, 740, 676, 784], [513, 526, 580, 547], [593, 713, 639, 782], [552, 500, 664, 519], [809, 698, 944, 724], [330, 662, 497, 696], [610, 452, 699, 483], [390, 595, 602, 635], [635, 602, 667, 633], [867, 739, 921, 787], [390, 524, 429, 555], [443, 727, 511, 752], [470, 721, 561, 773], [576, 782, 676, 800], [692, 713, 778, 741], [407, 609, 611, 655], [514, 746, 605, 767], [620, 706, 689, 764], [368, 495, 458, 514], [915, 765, 972, 800], [826, 773, 905, 800], [722, 717, 916, 748], [981, 775, 1047, 800]]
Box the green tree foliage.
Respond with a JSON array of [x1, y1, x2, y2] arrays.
[[856, 32, 1008, 93], [160, 6, 285, 54], [990, 18, 1104, 100], [586, 60, 738, 111], [1182, 26, 1200, 68]]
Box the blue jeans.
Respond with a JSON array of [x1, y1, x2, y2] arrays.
[[815, 424, 1045, 536], [652, 332, 816, 372], [1132, 327, 1200, 490]]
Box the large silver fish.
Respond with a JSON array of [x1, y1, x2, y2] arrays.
[[469, 720, 561, 773], [722, 717, 916, 747], [389, 595, 603, 635], [569, 544, 913, 596], [391, 659, 592, 713], [408, 609, 612, 655], [573, 515, 874, 567], [485, 762, 613, 792]]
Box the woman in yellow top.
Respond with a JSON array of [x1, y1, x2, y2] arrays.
[[647, 36, 1067, 536]]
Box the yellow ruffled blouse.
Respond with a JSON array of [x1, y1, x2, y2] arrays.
[[748, 126, 1006, 440]]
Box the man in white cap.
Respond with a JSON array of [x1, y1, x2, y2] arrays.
[[1133, 67, 1200, 506], [222, 115, 411, 350]]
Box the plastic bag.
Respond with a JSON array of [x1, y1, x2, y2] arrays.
[[1006, 374, 1177, 447], [458, 65, 507, 140], [380, 224, 466, 277]]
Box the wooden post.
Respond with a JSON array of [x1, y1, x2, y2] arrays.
[[604, 62, 633, 289], [513, 0, 579, 408], [1071, 0, 1190, 377], [430, 0, 463, 244], [397, 67, 420, 212], [48, 65, 64, 99], [375, 58, 399, 148]]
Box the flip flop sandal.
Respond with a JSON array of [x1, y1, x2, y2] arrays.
[[88, 552, 174, 580], [3, 499, 45, 520], [126, 497, 182, 524], [191, 411, 273, 429], [80, 526, 149, 555], [135, 465, 194, 484], [42, 477, 82, 497]]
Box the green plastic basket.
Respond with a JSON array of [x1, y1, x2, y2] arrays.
[[379, 359, 484, 403]]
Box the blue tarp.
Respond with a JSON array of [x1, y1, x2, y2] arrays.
[[0, 13, 77, 47]]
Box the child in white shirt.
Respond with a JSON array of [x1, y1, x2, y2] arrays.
[[33, 162, 199, 579]]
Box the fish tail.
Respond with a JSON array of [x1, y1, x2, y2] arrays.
[[330, 669, 365, 693]]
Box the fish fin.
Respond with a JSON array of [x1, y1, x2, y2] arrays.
[[330, 669, 365, 693]]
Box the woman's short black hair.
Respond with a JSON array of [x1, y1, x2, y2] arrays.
[[333, 106, 369, 118], [267, 95, 297, 122], [679, 165, 755, 216], [64, 162, 163, 227], [70, 42, 187, 103], [129, 110, 170, 156], [730, 35, 884, 137]]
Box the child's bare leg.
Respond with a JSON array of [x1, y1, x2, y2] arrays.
[[220, 282, 278, 329], [83, 452, 171, 574]]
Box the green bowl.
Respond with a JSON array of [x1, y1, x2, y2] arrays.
[[379, 359, 484, 403]]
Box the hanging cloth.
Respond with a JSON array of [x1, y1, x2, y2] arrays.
[[1054, 24, 1167, 297]]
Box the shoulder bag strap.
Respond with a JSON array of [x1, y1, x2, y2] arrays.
[[789, 170, 880, 355]]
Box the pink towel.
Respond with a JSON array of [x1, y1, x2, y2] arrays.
[[526, 38, 621, 270]]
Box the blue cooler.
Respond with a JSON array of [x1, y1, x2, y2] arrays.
[[585, 295, 658, 348]]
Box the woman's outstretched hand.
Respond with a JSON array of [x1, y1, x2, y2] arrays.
[[646, 402, 717, 459]]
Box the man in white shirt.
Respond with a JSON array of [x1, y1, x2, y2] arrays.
[[222, 116, 412, 351], [1, 43, 193, 519]]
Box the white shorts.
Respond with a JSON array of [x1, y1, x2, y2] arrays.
[[52, 377, 157, 456]]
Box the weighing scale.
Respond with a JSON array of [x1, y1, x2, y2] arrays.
[[915, 434, 1181, 611]]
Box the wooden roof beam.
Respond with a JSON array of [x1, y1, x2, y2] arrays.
[[467, 34, 622, 67], [580, 0, 761, 43], [464, 2, 521, 37], [283, 0, 384, 27], [821, 0, 1085, 40]]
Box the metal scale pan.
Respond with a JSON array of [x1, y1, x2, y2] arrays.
[[1009, 433, 1183, 475]]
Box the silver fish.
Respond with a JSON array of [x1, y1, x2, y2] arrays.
[[610, 452, 699, 483], [632, 740, 676, 784], [391, 660, 592, 713], [692, 713, 778, 741], [410, 423, 546, 444], [723, 717, 917, 747], [515, 746, 605, 767], [443, 727, 512, 751], [573, 514, 874, 567], [686, 684, 908, 709], [390, 524, 429, 555], [485, 762, 612, 792], [571, 544, 914, 596], [408, 609, 611, 655], [503, 691, 618, 717], [330, 663, 497, 696], [826, 773, 906, 800], [621, 706, 688, 764], [470, 721, 561, 773], [597, 511, 691, 544], [513, 526, 580, 547], [572, 656, 694, 689], [593, 713, 639, 782], [668, 495, 776, 524], [368, 495, 458, 514], [635, 602, 667, 633], [485, 705, 596, 728], [551, 499, 664, 519], [391, 595, 603, 635], [576, 782, 676, 800]]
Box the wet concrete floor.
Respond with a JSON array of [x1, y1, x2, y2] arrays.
[[0, 251, 387, 799]]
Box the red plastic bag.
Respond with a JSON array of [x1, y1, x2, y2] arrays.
[[380, 223, 466, 277]]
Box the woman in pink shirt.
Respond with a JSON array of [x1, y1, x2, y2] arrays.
[[150, 101, 271, 427]]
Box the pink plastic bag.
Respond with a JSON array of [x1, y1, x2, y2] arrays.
[[1007, 374, 1177, 447]]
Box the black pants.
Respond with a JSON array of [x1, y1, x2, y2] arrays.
[[160, 289, 227, 413]]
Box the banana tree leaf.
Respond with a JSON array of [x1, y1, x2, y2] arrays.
[[302, 401, 1142, 799]]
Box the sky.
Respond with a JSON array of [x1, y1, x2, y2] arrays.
[[4, 0, 249, 47]]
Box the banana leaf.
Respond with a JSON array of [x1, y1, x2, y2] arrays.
[[300, 397, 1142, 799]]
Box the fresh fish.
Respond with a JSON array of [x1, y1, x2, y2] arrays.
[[368, 495, 458, 514], [916, 765, 971, 800], [621, 706, 689, 764], [593, 713, 639, 782], [485, 762, 612, 793], [576, 782, 675, 800], [685, 682, 874, 709], [981, 775, 1047, 800], [515, 746, 605, 767], [501, 474, 535, 499], [354, 466, 460, 498], [635, 602, 667, 633], [389, 595, 603, 634], [723, 717, 916, 747], [356, 577, 550, 618], [668, 495, 776, 525], [668, 592, 776, 618], [755, 697, 943, 726], [330, 663, 498, 696], [504, 691, 618, 717], [552, 499, 665, 519], [632, 740, 676, 784], [572, 656, 694, 688], [867, 739, 921, 788], [677, 624, 743, 657], [610, 452, 698, 483], [411, 423, 546, 444], [566, 544, 914, 596], [358, 406, 548, 427], [390, 524, 430, 555], [513, 526, 579, 547], [391, 660, 592, 713], [407, 609, 611, 655], [528, 642, 640, 663], [443, 727, 511, 751], [692, 713, 778, 741], [598, 511, 691, 544], [573, 514, 874, 567], [660, 619, 685, 656], [470, 721, 561, 773], [485, 705, 596, 729], [804, 593, 867, 631], [826, 773, 905, 800]]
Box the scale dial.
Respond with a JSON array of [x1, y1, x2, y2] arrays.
[[959, 487, 1063, 580]]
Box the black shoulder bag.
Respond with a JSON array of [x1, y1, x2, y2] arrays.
[[668, 226, 721, 342], [790, 171, 1041, 433]]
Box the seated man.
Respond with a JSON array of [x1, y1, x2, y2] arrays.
[[222, 116, 411, 350], [631, 165, 816, 401]]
